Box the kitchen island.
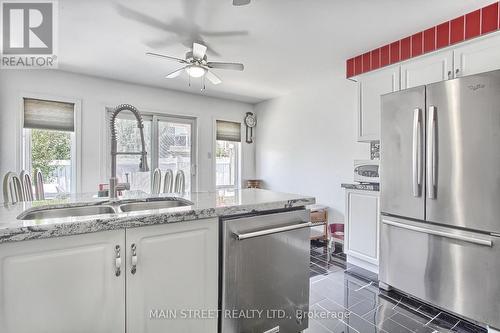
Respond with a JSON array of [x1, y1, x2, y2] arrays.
[[0, 189, 314, 333]]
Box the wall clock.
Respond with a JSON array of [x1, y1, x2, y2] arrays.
[[244, 112, 256, 143]]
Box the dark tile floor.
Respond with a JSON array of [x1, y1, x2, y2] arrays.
[[306, 242, 486, 333]]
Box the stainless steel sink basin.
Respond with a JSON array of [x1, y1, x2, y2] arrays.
[[19, 205, 116, 220], [119, 199, 192, 212]]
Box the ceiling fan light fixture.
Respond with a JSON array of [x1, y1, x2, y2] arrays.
[[186, 65, 206, 78]]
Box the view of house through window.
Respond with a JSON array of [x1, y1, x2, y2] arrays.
[[158, 120, 192, 192], [111, 111, 195, 193], [23, 98, 76, 198]]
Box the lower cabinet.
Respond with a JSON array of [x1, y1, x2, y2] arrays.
[[126, 219, 218, 333], [0, 218, 218, 333], [345, 189, 380, 273]]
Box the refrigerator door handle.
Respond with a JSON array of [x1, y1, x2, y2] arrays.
[[382, 219, 493, 247], [412, 108, 422, 197], [427, 106, 437, 199]]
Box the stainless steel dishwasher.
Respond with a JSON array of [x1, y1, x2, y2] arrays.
[[220, 209, 311, 333]]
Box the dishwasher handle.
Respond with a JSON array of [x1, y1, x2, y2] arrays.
[[234, 222, 312, 240]]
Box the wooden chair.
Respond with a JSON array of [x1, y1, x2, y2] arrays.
[[162, 169, 174, 193], [34, 169, 45, 201], [19, 170, 34, 201], [151, 168, 162, 195], [3, 172, 24, 204], [174, 170, 185, 194]]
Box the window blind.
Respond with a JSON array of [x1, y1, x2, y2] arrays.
[[23, 98, 75, 132], [216, 120, 241, 142]]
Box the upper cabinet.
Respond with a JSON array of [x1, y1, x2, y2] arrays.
[[454, 33, 500, 77], [354, 32, 500, 143], [401, 50, 453, 89], [357, 66, 400, 142]]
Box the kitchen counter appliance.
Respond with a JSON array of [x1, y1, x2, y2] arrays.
[[220, 209, 311, 333], [380, 69, 500, 331]]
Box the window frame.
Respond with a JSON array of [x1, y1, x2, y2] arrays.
[[104, 108, 197, 193], [213, 117, 242, 191], [18, 93, 82, 194]]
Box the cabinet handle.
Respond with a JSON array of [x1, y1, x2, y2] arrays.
[[447, 70, 452, 79], [455, 68, 460, 77], [114, 245, 121, 277], [131, 243, 137, 274]]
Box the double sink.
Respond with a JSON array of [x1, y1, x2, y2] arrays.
[[18, 198, 193, 221]]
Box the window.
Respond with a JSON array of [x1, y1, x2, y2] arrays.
[[158, 118, 193, 192], [22, 98, 78, 198], [215, 120, 241, 189], [108, 109, 196, 193]]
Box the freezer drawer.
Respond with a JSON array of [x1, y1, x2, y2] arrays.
[[380, 216, 500, 329], [220, 210, 310, 333]]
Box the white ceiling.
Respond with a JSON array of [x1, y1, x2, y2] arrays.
[[58, 0, 495, 103]]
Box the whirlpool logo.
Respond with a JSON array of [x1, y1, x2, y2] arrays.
[[1, 0, 58, 68], [468, 84, 486, 91]]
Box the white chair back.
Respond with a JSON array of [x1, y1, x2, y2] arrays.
[[174, 170, 185, 194], [3, 172, 24, 204], [19, 170, 34, 201], [151, 168, 162, 195], [34, 169, 45, 201], [162, 169, 174, 193]]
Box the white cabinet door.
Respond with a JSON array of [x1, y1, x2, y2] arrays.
[[401, 50, 453, 89], [0, 230, 125, 333], [126, 218, 218, 333], [345, 190, 380, 268], [357, 67, 400, 142], [454, 33, 500, 77]]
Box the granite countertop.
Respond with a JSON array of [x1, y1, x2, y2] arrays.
[[0, 189, 315, 244], [341, 183, 380, 191]]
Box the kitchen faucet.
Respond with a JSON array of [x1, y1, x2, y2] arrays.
[[109, 104, 149, 199]]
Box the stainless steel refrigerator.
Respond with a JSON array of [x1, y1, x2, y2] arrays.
[[380, 69, 500, 330]]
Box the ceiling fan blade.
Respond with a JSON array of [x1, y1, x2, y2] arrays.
[[193, 42, 207, 60], [206, 71, 222, 85], [115, 4, 182, 34], [207, 62, 244, 71], [146, 52, 187, 64], [233, 0, 251, 6], [200, 30, 249, 37], [165, 67, 187, 78]]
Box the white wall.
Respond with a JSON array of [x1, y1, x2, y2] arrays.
[[255, 73, 368, 223], [0, 70, 255, 199]]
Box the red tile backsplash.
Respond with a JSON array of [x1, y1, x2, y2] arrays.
[[390, 41, 400, 64], [380, 45, 390, 67], [347, 58, 354, 77], [362, 52, 371, 73], [354, 55, 362, 75], [423, 27, 436, 53], [450, 16, 465, 44], [465, 10, 481, 39], [346, 1, 500, 78], [411, 32, 423, 57], [482, 2, 499, 33], [371, 49, 380, 70], [400, 37, 411, 61], [436, 22, 450, 48]]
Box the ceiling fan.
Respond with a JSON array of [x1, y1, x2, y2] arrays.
[[233, 0, 251, 5], [146, 42, 244, 86]]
